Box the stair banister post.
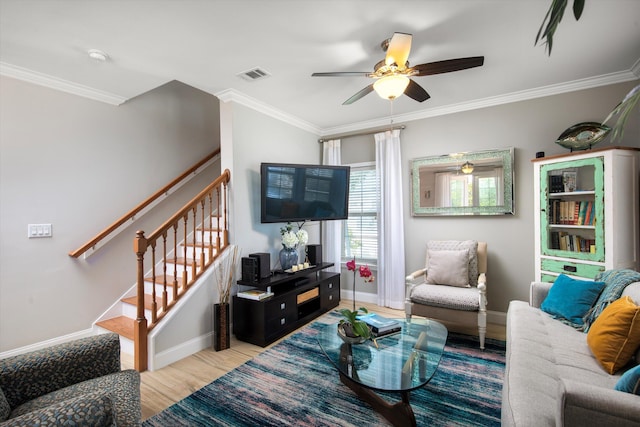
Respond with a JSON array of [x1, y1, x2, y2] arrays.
[[133, 230, 148, 372]]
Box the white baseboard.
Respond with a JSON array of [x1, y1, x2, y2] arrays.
[[149, 332, 213, 371], [487, 310, 507, 326], [0, 328, 95, 359]]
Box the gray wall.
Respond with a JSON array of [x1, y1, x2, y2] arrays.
[[220, 102, 322, 267], [342, 80, 640, 315], [0, 77, 221, 352], [1, 74, 637, 352]]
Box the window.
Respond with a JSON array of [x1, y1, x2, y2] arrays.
[[343, 163, 378, 264]]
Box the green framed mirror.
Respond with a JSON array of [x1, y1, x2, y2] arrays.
[[410, 147, 515, 216]]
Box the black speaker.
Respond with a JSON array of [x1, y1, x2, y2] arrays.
[[249, 252, 271, 279], [306, 244, 322, 266], [241, 257, 258, 283]]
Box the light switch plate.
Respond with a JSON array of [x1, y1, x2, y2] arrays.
[[28, 224, 52, 238]]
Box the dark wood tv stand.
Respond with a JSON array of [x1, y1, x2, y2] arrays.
[[233, 262, 340, 347]]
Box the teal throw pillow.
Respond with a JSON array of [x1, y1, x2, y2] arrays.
[[615, 365, 640, 395], [541, 274, 606, 328]]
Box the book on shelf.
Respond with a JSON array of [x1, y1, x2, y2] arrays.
[[237, 289, 274, 301], [357, 313, 402, 334]]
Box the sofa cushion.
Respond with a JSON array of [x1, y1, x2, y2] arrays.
[[0, 388, 9, 422], [615, 365, 640, 395], [425, 249, 470, 287], [587, 296, 640, 374], [410, 283, 479, 311], [540, 274, 605, 328], [426, 240, 478, 286]]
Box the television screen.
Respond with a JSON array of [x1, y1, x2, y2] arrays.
[[261, 163, 350, 223]]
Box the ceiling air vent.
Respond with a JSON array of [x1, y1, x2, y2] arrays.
[[236, 67, 271, 82]]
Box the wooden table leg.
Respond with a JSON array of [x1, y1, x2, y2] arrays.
[[339, 372, 416, 427]]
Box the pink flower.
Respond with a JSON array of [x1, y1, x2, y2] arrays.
[[346, 259, 356, 271], [359, 265, 373, 281]]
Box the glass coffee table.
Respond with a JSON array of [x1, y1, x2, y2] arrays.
[[317, 318, 448, 427]]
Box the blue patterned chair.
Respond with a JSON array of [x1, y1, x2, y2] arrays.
[[0, 333, 141, 426], [405, 240, 488, 349]]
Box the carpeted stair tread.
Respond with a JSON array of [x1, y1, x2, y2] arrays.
[[96, 316, 134, 340]]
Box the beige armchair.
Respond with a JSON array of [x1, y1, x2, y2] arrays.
[[405, 240, 487, 349]]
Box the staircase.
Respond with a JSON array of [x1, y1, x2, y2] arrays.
[[94, 170, 231, 371]]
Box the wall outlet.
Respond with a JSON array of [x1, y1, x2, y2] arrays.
[[28, 224, 52, 238]]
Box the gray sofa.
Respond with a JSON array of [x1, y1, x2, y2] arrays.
[[502, 280, 640, 426], [0, 333, 141, 426]]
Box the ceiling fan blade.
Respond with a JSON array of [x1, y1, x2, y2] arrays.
[[312, 72, 371, 77], [413, 56, 484, 76], [343, 84, 374, 105], [404, 79, 430, 102], [385, 32, 412, 69]]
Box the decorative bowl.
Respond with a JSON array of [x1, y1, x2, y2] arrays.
[[555, 122, 611, 151]]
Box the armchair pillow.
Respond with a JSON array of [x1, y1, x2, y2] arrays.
[[426, 240, 478, 286], [540, 274, 605, 328], [587, 296, 640, 374], [425, 249, 470, 288]]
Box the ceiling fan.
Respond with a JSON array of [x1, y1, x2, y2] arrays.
[[312, 32, 484, 105]]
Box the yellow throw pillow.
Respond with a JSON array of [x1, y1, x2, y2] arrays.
[[587, 296, 640, 374]]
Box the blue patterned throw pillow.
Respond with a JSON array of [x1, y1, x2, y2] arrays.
[[541, 274, 606, 328], [615, 365, 640, 395]]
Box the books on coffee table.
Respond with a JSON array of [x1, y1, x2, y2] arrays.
[[357, 313, 402, 336]]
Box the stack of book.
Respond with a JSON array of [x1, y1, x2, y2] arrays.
[[357, 313, 402, 338], [237, 289, 274, 301]]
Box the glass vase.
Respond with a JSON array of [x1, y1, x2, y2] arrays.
[[279, 246, 299, 271]]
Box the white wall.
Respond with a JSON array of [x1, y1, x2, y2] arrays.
[[0, 77, 221, 352]]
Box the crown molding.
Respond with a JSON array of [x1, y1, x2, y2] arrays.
[[0, 62, 128, 106], [214, 88, 320, 135], [319, 69, 639, 136]]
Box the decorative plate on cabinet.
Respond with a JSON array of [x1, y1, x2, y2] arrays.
[[555, 122, 611, 151]]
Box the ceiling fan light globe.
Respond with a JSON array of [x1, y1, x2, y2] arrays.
[[461, 162, 474, 174], [373, 75, 410, 100]]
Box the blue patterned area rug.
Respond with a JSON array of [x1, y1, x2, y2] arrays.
[[143, 314, 505, 426]]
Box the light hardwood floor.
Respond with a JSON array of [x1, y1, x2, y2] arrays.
[[122, 300, 506, 421]]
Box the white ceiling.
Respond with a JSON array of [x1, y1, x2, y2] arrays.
[[1, 0, 639, 135]]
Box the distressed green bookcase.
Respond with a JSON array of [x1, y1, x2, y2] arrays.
[[533, 147, 640, 282]]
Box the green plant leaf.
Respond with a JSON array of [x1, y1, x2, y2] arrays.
[[602, 85, 640, 142], [573, 0, 585, 20], [352, 321, 371, 339], [536, 0, 587, 56]]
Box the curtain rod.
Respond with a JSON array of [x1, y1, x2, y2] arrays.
[[317, 125, 406, 143]]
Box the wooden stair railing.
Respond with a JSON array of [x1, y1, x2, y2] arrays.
[[69, 149, 221, 258], [133, 169, 230, 371]]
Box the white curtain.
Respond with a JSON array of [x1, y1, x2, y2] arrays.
[[435, 172, 452, 207], [375, 130, 405, 309], [322, 139, 342, 274]]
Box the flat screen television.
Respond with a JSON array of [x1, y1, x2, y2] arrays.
[[260, 162, 350, 223]]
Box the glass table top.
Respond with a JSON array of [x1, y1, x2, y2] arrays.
[[317, 318, 448, 393]]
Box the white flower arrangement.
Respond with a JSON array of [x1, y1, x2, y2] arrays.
[[296, 229, 308, 246], [281, 230, 298, 249], [280, 222, 308, 249]]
